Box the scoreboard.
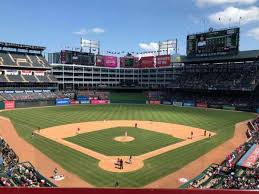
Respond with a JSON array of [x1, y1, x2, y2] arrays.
[[124, 58, 134, 67], [61, 50, 95, 66], [120, 56, 139, 68], [187, 28, 240, 57]]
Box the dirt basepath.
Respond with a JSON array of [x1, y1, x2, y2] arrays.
[[144, 120, 250, 188], [37, 120, 214, 173], [0, 116, 92, 188]]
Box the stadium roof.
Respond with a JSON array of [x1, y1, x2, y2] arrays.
[[0, 42, 46, 51], [173, 50, 259, 63]]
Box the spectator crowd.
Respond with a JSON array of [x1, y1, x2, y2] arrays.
[[0, 137, 54, 187], [185, 117, 259, 189]]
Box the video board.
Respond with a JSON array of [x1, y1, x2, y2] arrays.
[[187, 28, 240, 57], [61, 50, 95, 66]]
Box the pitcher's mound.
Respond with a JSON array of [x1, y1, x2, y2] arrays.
[[114, 136, 135, 142]]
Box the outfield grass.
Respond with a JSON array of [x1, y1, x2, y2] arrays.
[[65, 127, 182, 156], [0, 104, 256, 187]]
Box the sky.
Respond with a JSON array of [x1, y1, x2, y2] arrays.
[[1, 0, 259, 55]]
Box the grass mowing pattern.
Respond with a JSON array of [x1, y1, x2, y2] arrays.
[[65, 127, 182, 156], [109, 92, 147, 104], [0, 104, 256, 187]]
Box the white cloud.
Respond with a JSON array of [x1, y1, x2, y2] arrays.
[[196, 0, 257, 7], [73, 27, 105, 35], [139, 42, 159, 51], [91, 27, 105, 33], [73, 28, 88, 36], [247, 27, 259, 40], [209, 6, 259, 25]]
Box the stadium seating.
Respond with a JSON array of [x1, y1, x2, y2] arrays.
[[36, 75, 51, 82], [0, 51, 15, 66], [10, 52, 32, 67], [0, 137, 54, 187], [47, 74, 58, 82], [0, 92, 61, 101], [169, 63, 258, 91], [182, 117, 259, 189], [77, 91, 109, 100], [0, 75, 7, 82], [6, 75, 25, 82], [23, 75, 39, 82], [0, 51, 50, 69]]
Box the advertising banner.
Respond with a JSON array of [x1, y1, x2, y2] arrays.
[[120, 57, 125, 67], [237, 144, 259, 168], [70, 99, 79, 105], [35, 71, 45, 76], [4, 101, 15, 110], [91, 100, 110, 105], [56, 98, 70, 106], [25, 90, 33, 93], [61, 50, 66, 64], [156, 55, 171, 67], [5, 70, 18, 75], [173, 101, 183, 107], [134, 57, 139, 68], [96, 55, 104, 67], [77, 96, 89, 101], [183, 100, 195, 107], [34, 90, 43, 93], [149, 100, 161, 105], [139, 56, 154, 68], [162, 100, 172, 105], [103, 56, 117, 68], [4, 91, 14, 94], [15, 91, 24, 93], [79, 100, 90, 104], [21, 70, 32, 75], [196, 102, 208, 108]]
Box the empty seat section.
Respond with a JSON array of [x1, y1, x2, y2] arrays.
[[0, 51, 16, 66], [7, 75, 24, 82], [11, 52, 31, 67]]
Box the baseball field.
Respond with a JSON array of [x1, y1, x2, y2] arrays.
[[0, 104, 256, 188]]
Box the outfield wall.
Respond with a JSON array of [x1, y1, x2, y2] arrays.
[[1, 98, 257, 114], [0, 188, 254, 194], [15, 100, 56, 108]]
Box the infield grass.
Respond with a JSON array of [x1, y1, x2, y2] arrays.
[[65, 127, 182, 156]]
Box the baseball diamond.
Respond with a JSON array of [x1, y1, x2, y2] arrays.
[[0, 105, 255, 187]]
